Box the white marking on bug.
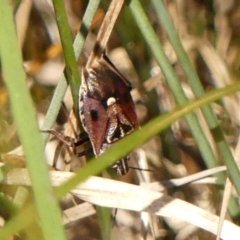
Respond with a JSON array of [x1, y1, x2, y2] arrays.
[[119, 126, 125, 137], [107, 97, 116, 106], [88, 69, 96, 79], [79, 100, 84, 109]]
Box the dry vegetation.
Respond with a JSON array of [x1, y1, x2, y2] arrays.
[[1, 0, 240, 240]]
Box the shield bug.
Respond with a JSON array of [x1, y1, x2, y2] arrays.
[[79, 52, 139, 175]]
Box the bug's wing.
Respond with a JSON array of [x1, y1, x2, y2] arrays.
[[106, 59, 139, 130], [121, 99, 139, 129], [117, 88, 139, 130], [80, 96, 108, 155]]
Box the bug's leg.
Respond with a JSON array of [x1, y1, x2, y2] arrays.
[[72, 131, 92, 157], [43, 128, 92, 170], [42, 129, 75, 148], [42, 129, 77, 170], [74, 134, 89, 147], [76, 148, 93, 157]]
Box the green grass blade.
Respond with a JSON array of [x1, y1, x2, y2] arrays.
[[96, 206, 112, 240], [152, 0, 240, 198], [56, 81, 240, 198], [127, 0, 227, 174], [52, 0, 81, 115], [0, 2, 67, 240]]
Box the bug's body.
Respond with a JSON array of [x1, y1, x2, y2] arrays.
[[79, 53, 139, 175]]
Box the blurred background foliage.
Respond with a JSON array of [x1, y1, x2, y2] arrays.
[[1, 0, 240, 239]]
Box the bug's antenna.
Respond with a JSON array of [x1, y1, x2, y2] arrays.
[[128, 166, 155, 173]]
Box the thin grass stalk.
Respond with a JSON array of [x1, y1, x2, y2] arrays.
[[41, 0, 100, 144], [86, 0, 124, 65], [96, 206, 112, 240], [52, 0, 81, 116]]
